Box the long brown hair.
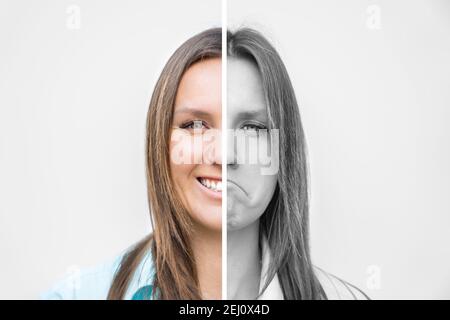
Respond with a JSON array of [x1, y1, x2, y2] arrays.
[[228, 28, 326, 299], [107, 28, 222, 300]]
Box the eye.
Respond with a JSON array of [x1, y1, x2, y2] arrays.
[[179, 120, 209, 133], [241, 123, 267, 133]]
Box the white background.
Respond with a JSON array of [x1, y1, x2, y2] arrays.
[[0, 0, 220, 299], [229, 0, 450, 299]]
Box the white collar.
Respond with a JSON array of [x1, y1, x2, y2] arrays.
[[257, 236, 284, 300]]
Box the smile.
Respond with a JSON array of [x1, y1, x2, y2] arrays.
[[197, 177, 222, 192]]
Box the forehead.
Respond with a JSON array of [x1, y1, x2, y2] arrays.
[[227, 57, 266, 118], [174, 58, 221, 112]]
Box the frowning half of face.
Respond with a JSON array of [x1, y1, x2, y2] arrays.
[[170, 58, 222, 232], [227, 57, 278, 232]]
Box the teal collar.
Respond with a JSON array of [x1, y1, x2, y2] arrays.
[[131, 285, 154, 300], [124, 247, 156, 300]]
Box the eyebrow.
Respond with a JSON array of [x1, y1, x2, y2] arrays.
[[235, 109, 267, 119], [174, 107, 212, 118]]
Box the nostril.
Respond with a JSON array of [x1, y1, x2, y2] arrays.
[[227, 163, 239, 169]]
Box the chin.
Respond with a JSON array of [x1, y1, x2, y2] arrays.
[[191, 205, 222, 232], [227, 208, 262, 232]]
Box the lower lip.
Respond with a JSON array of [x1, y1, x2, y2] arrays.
[[196, 178, 222, 200]]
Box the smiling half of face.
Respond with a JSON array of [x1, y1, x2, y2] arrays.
[[170, 58, 222, 232], [227, 57, 278, 232]]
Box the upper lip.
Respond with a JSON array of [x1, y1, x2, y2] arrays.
[[197, 175, 222, 181], [227, 179, 247, 196]]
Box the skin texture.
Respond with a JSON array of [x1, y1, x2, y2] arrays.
[[227, 57, 278, 299], [227, 57, 278, 232], [170, 58, 222, 299], [171, 58, 222, 231]]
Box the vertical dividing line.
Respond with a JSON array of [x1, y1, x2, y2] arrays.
[[221, 0, 228, 301]]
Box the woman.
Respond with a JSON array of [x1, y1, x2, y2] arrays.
[[42, 28, 222, 300], [226, 28, 369, 300]]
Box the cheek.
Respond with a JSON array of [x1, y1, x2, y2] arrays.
[[170, 130, 204, 165], [228, 168, 278, 231], [170, 163, 192, 188], [247, 172, 278, 210], [169, 132, 201, 201], [168, 131, 222, 231]]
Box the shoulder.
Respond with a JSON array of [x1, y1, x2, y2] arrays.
[[314, 267, 370, 300], [41, 244, 155, 300]]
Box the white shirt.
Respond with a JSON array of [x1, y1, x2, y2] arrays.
[[257, 236, 284, 300], [257, 236, 369, 300]]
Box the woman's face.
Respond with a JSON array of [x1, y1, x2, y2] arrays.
[[227, 57, 278, 232], [170, 58, 222, 232]]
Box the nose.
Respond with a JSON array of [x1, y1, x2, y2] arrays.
[[204, 128, 222, 165], [214, 130, 222, 165], [227, 129, 237, 167]]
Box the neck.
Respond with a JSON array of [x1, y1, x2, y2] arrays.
[[191, 225, 222, 299], [227, 220, 261, 299]]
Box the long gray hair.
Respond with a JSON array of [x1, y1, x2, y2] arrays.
[[227, 28, 327, 299]]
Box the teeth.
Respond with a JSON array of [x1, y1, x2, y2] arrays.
[[199, 178, 222, 192]]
